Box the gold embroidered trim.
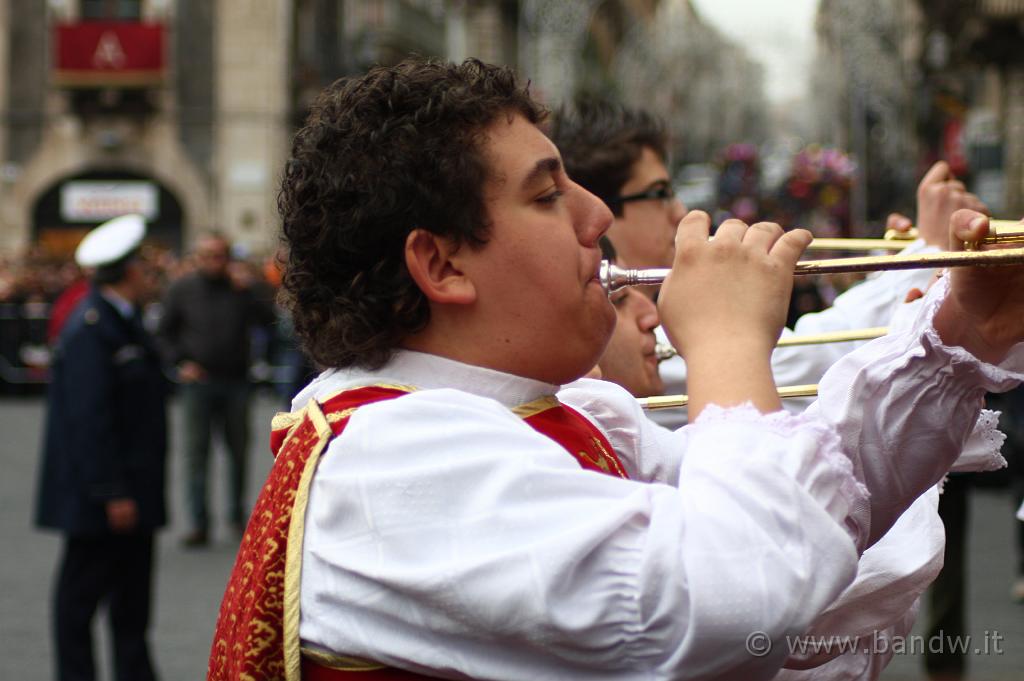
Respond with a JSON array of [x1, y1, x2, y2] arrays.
[[271, 409, 300, 431], [282, 385, 417, 680], [326, 408, 359, 424], [271, 409, 306, 445], [273, 384, 416, 432], [510, 395, 560, 418], [314, 383, 418, 405], [588, 436, 626, 478], [283, 398, 335, 681], [301, 646, 388, 671]]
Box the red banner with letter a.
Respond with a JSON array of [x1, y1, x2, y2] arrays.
[[54, 22, 164, 87]]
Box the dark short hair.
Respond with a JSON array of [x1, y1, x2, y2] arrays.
[[92, 249, 139, 285], [278, 58, 545, 370], [549, 96, 667, 216]]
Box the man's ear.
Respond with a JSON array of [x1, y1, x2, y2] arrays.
[[404, 228, 476, 304]]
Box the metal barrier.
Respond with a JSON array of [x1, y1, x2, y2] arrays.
[[0, 301, 303, 397], [0, 302, 51, 394]]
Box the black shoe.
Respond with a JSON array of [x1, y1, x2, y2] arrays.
[[181, 529, 209, 548]]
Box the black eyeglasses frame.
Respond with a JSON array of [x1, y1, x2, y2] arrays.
[[608, 183, 675, 207]]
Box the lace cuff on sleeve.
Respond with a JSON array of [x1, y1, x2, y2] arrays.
[[950, 409, 1007, 474]]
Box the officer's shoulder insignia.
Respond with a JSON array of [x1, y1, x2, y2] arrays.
[[84, 308, 100, 325]]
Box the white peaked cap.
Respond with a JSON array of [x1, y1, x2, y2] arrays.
[[75, 214, 146, 267]]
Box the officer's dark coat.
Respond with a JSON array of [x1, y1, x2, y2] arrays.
[[35, 287, 168, 534]]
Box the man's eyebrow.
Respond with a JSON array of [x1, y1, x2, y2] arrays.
[[520, 157, 561, 190]]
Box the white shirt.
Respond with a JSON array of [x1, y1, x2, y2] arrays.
[[295, 278, 1019, 680]]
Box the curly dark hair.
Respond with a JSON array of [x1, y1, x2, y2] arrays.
[[549, 96, 667, 216], [279, 58, 545, 370]]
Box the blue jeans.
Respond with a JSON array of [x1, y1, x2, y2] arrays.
[[181, 379, 250, 532]]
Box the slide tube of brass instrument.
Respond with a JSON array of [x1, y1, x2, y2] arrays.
[[882, 219, 1022, 243], [653, 326, 889, 362], [639, 384, 820, 410]]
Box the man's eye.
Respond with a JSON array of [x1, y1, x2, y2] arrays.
[[537, 190, 564, 204]]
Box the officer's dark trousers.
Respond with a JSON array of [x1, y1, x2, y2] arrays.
[[54, 533, 157, 681]]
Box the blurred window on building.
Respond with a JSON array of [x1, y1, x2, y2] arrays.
[[53, 0, 163, 98], [81, 0, 142, 21]]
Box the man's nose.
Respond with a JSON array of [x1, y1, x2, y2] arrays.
[[575, 184, 614, 246], [668, 195, 687, 226], [636, 294, 660, 330]]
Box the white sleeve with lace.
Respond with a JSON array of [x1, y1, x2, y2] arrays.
[[808, 275, 1024, 549]]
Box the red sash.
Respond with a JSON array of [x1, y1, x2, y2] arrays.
[[207, 386, 627, 681]]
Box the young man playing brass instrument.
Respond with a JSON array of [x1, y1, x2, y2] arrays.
[[209, 58, 1024, 681]]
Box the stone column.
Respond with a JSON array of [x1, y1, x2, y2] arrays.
[[214, 0, 291, 253], [518, 0, 597, 105]]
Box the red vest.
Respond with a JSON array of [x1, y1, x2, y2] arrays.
[[208, 385, 628, 681]]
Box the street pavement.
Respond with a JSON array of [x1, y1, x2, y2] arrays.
[[2, 394, 1022, 680], [2, 393, 282, 681]]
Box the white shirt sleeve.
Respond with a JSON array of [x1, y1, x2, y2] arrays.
[[300, 385, 862, 680], [808, 275, 1024, 548], [773, 487, 942, 680], [771, 605, 919, 681]]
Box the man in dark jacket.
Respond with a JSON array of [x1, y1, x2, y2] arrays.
[[35, 214, 168, 681], [157, 231, 275, 547]]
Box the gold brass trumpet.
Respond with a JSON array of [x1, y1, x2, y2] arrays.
[[654, 326, 889, 362], [640, 385, 820, 410], [808, 219, 1024, 251], [601, 246, 1024, 293]]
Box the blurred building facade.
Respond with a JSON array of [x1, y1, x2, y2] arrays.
[[0, 0, 289, 256], [0, 0, 765, 257], [814, 0, 1024, 228]]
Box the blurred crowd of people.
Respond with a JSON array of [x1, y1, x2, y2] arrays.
[[0, 240, 301, 396]]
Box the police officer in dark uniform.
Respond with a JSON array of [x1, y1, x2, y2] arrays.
[[34, 214, 168, 681]]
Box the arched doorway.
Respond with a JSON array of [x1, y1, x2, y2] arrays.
[[31, 169, 185, 257]]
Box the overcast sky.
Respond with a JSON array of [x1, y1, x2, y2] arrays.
[[688, 0, 819, 103]]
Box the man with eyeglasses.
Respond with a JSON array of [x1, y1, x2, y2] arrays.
[[551, 98, 685, 280], [551, 99, 988, 411]]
